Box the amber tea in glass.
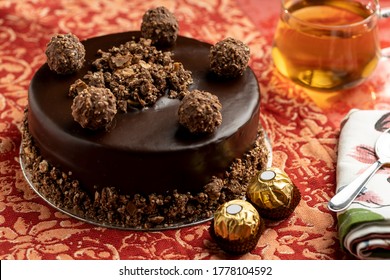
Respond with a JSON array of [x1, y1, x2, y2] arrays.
[[272, 0, 381, 91]]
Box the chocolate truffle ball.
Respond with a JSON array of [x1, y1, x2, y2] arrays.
[[71, 86, 117, 130], [210, 199, 265, 255], [178, 90, 222, 134], [141, 6, 179, 47], [209, 37, 250, 78], [45, 33, 85, 74], [247, 167, 301, 220]]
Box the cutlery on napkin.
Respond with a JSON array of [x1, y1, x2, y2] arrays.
[[336, 109, 390, 259]]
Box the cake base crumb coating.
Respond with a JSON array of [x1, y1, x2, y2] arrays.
[[20, 111, 269, 230]]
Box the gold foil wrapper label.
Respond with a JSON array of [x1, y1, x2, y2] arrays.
[[213, 200, 260, 242], [247, 167, 294, 210], [260, 170, 276, 181], [226, 204, 243, 215]]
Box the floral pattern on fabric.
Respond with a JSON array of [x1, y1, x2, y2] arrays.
[[0, 0, 373, 260], [337, 110, 390, 259]]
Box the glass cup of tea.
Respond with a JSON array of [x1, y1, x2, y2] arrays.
[[272, 0, 390, 91]]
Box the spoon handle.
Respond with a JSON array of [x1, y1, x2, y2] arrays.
[[328, 160, 383, 212]]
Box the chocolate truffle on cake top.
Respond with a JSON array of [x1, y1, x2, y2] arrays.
[[45, 33, 85, 74], [71, 86, 117, 130], [141, 6, 179, 47], [178, 89, 222, 134], [209, 37, 250, 78]]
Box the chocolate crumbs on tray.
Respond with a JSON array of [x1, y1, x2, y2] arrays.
[[20, 110, 269, 230]]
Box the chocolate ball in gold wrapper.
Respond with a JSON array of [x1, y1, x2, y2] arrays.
[[209, 199, 265, 255], [247, 167, 301, 220]]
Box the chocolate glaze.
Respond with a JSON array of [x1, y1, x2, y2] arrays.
[[28, 31, 260, 195]]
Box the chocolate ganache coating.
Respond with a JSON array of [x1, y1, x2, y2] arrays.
[[27, 31, 261, 196]]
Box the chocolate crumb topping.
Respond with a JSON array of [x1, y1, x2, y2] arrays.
[[141, 6, 179, 47], [45, 33, 85, 74], [71, 86, 117, 130], [178, 90, 222, 134], [69, 79, 88, 97], [209, 37, 250, 78], [71, 38, 192, 112], [204, 177, 224, 202]]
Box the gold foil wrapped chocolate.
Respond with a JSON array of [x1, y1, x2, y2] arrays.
[[213, 199, 260, 241], [247, 167, 293, 209], [210, 199, 264, 254], [247, 167, 301, 219]]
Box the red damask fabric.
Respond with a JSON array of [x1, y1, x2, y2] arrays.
[[2, 0, 390, 260]]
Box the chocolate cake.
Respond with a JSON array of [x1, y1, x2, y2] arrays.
[[21, 31, 269, 229]]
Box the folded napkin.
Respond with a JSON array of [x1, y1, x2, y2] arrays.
[[336, 109, 390, 259]]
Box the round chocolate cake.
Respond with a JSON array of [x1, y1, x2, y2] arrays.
[[21, 31, 269, 229]]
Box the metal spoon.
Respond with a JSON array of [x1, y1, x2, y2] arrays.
[[328, 128, 390, 212]]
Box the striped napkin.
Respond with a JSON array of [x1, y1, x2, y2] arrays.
[[336, 109, 390, 259]]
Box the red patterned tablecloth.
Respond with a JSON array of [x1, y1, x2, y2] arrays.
[[2, 0, 390, 260]]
